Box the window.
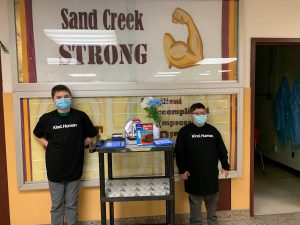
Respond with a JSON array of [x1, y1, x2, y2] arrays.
[[12, 0, 242, 190]]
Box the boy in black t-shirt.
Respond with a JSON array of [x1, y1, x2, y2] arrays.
[[33, 85, 98, 225], [175, 103, 230, 225]]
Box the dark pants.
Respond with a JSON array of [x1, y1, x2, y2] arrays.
[[189, 192, 219, 225], [48, 180, 80, 225]]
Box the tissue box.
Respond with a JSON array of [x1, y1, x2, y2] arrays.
[[136, 123, 154, 145]]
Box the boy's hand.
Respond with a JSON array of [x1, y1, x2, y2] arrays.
[[180, 171, 190, 180], [84, 135, 98, 146], [222, 169, 230, 178]]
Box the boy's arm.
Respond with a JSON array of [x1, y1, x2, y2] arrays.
[[218, 132, 230, 170], [34, 135, 48, 148], [33, 115, 48, 149], [84, 135, 99, 146], [82, 112, 99, 147], [175, 128, 188, 174], [217, 131, 230, 171]]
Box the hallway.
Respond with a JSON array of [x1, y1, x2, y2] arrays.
[[254, 158, 300, 215]]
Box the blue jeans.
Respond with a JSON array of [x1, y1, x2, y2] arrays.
[[48, 180, 80, 225], [189, 192, 219, 225]]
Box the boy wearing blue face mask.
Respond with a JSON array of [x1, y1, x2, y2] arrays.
[[33, 85, 98, 225], [175, 103, 230, 225]]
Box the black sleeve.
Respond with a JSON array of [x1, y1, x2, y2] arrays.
[[216, 130, 230, 170], [33, 115, 46, 138], [175, 127, 188, 174], [82, 112, 98, 138]]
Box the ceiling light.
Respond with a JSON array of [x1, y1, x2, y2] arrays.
[[154, 71, 181, 77], [44, 29, 117, 46], [218, 69, 232, 73], [154, 74, 176, 77], [156, 71, 181, 75], [69, 73, 97, 77], [47, 57, 79, 65], [196, 58, 237, 65]]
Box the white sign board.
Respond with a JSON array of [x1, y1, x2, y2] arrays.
[[30, 0, 237, 83]]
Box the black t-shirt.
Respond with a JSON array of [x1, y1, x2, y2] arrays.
[[175, 123, 230, 195], [33, 108, 97, 182]]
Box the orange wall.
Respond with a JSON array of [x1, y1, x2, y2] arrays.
[[231, 88, 251, 209], [5, 93, 51, 225]]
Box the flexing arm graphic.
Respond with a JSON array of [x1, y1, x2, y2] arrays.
[[164, 8, 204, 69]]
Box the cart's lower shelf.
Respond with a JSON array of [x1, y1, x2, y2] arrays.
[[105, 178, 170, 198], [93, 140, 175, 224]]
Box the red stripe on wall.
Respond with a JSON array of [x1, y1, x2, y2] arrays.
[[20, 99, 27, 180], [26, 99, 32, 181], [222, 0, 230, 80], [217, 0, 232, 211], [218, 179, 231, 210], [21, 99, 33, 182], [26, 99, 33, 181], [24, 0, 37, 83]]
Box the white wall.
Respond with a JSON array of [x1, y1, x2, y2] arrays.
[[245, 0, 300, 170], [0, 0, 13, 92], [244, 0, 300, 88]]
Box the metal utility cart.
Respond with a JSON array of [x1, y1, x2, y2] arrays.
[[90, 139, 175, 225]]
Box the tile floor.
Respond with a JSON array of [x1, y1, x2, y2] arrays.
[[77, 211, 300, 225], [254, 157, 300, 215]]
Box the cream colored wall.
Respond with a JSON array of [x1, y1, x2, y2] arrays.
[[243, 0, 300, 87], [0, 0, 13, 92]]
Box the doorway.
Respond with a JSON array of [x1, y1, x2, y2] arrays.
[[250, 38, 300, 216]]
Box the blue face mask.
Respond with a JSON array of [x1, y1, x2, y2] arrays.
[[55, 98, 71, 110], [193, 114, 207, 126]]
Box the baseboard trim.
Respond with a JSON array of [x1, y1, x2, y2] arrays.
[[263, 156, 300, 176]]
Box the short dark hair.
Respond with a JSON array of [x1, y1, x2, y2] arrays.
[[51, 85, 72, 98], [190, 103, 206, 113]]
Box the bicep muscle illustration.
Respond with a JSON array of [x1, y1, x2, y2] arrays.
[[163, 8, 204, 69]]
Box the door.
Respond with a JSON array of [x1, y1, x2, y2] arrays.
[[250, 38, 300, 216]]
